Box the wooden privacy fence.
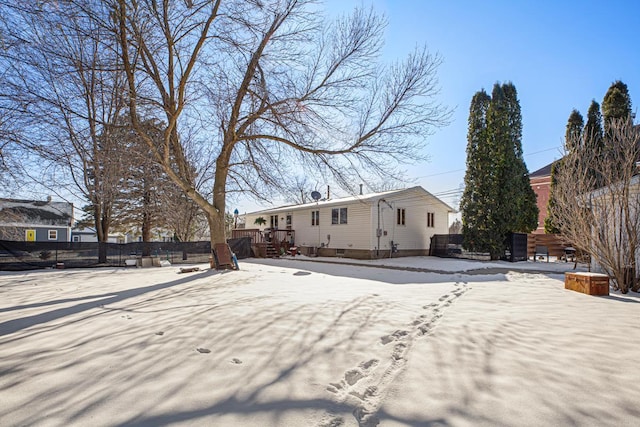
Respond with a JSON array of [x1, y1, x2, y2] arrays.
[[527, 234, 572, 258]]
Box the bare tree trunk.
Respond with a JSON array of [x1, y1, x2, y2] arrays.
[[94, 206, 109, 263]]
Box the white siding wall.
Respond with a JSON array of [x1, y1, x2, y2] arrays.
[[370, 192, 450, 251], [294, 202, 372, 250], [242, 214, 270, 231], [241, 188, 451, 252]]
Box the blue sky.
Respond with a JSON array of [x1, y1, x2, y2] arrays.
[[238, 0, 639, 213], [10, 1, 636, 217]]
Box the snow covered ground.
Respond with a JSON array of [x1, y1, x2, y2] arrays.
[[1, 256, 639, 426]]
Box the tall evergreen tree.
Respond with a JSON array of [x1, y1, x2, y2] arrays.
[[460, 90, 492, 253], [584, 100, 604, 149], [546, 109, 584, 234], [584, 100, 604, 187], [461, 82, 538, 259], [602, 81, 635, 185], [602, 80, 632, 135], [564, 109, 584, 151], [544, 161, 561, 234], [490, 83, 538, 241]]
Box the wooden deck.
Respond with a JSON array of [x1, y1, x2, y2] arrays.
[[232, 228, 295, 258]]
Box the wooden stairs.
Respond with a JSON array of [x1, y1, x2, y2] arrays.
[[266, 242, 279, 258], [256, 242, 280, 258]]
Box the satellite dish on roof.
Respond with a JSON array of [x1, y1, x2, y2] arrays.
[[311, 191, 321, 201]]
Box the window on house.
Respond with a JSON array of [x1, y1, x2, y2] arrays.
[[331, 207, 347, 224], [311, 210, 320, 226], [48, 230, 58, 240], [270, 215, 279, 229], [427, 212, 435, 228], [331, 208, 347, 224], [73, 236, 80, 242], [397, 208, 406, 225]]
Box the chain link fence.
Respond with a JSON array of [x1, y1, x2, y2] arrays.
[[0, 237, 252, 271]]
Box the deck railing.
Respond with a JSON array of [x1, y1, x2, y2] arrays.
[[232, 228, 295, 246]]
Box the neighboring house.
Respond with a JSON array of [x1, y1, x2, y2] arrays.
[[241, 186, 454, 259], [0, 198, 74, 242], [529, 162, 554, 234], [584, 174, 640, 277], [71, 227, 98, 242]]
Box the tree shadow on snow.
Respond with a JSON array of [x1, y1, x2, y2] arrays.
[[0, 269, 219, 338]]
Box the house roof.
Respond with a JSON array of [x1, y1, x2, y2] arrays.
[[244, 186, 455, 215], [530, 161, 555, 178], [0, 198, 74, 227]]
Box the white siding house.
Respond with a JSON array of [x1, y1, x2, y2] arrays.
[[241, 186, 454, 259]]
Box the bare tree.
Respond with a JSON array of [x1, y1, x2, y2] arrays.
[[0, 6, 31, 192], [114, 0, 450, 247], [553, 119, 640, 293], [282, 176, 319, 205], [1, 1, 126, 260]]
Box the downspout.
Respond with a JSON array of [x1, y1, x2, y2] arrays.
[[377, 198, 393, 257]]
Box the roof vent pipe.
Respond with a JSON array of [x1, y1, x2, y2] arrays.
[[359, 184, 363, 195], [327, 185, 330, 200]]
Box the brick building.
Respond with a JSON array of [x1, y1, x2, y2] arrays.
[[529, 162, 554, 234]]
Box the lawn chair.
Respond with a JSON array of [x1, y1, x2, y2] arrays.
[[213, 243, 239, 270], [534, 245, 549, 262]]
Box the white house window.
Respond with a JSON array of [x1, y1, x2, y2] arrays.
[[427, 212, 435, 228], [331, 207, 347, 224], [397, 208, 406, 225], [270, 215, 279, 229], [311, 210, 320, 226], [48, 230, 58, 240]]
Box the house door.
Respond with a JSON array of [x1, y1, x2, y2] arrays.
[[286, 214, 292, 230], [25, 229, 36, 241]]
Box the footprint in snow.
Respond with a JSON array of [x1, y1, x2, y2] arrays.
[[392, 343, 407, 360], [418, 323, 433, 335], [231, 358, 242, 364], [392, 330, 409, 339], [345, 369, 364, 386], [320, 415, 345, 427], [293, 271, 311, 276], [360, 359, 379, 370], [196, 348, 211, 354], [380, 335, 394, 345], [155, 331, 164, 336]]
